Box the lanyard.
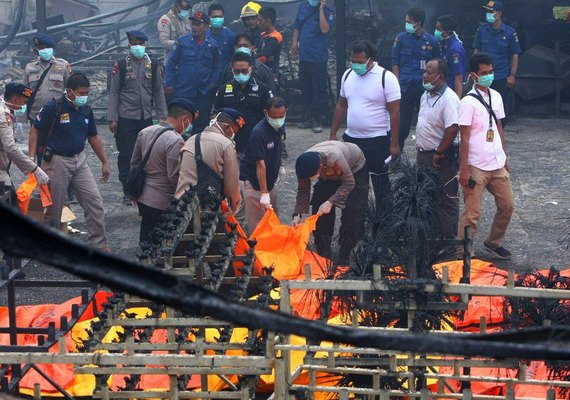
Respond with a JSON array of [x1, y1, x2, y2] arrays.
[[474, 86, 493, 129]]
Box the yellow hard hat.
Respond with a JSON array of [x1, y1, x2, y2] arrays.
[[241, 1, 261, 18]]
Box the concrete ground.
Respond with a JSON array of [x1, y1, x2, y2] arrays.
[[2, 116, 569, 305]]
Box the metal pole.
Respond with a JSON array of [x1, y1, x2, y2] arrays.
[[335, 0, 346, 96], [36, 0, 47, 33]]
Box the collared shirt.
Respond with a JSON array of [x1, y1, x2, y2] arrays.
[[473, 23, 522, 80], [416, 85, 460, 151], [130, 123, 183, 210], [240, 119, 283, 192], [214, 78, 273, 153], [340, 63, 401, 139], [391, 31, 442, 91], [23, 57, 71, 120], [34, 96, 97, 156], [207, 26, 237, 68], [164, 34, 221, 98], [458, 87, 506, 171], [107, 54, 167, 122], [176, 123, 240, 202], [157, 10, 191, 58], [295, 141, 366, 215], [440, 34, 466, 89], [293, 2, 335, 63]]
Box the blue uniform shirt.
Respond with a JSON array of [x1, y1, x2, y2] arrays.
[[293, 2, 335, 64], [240, 119, 284, 192], [34, 96, 97, 156], [391, 31, 442, 92], [440, 34, 466, 90], [164, 34, 222, 98], [207, 27, 236, 68], [473, 23, 521, 80]]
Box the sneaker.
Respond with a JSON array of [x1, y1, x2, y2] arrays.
[[298, 120, 313, 129], [483, 242, 512, 260], [312, 121, 322, 133]]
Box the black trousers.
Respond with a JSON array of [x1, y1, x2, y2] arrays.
[[311, 166, 369, 265], [188, 89, 216, 134], [137, 201, 166, 245], [490, 78, 512, 127], [416, 150, 460, 238], [399, 84, 424, 150], [299, 61, 329, 122], [116, 117, 153, 195]]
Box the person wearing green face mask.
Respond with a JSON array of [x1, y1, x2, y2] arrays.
[[435, 15, 466, 98], [473, 0, 521, 126], [206, 4, 236, 69], [23, 33, 72, 122], [157, 0, 192, 59], [458, 53, 513, 261]]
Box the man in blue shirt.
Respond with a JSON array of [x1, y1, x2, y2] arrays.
[[291, 0, 335, 133], [473, 0, 521, 125], [391, 7, 441, 150], [165, 11, 221, 133], [28, 73, 110, 250], [435, 15, 466, 98], [207, 4, 235, 69]]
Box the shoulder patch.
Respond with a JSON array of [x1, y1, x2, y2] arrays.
[[513, 32, 519, 42], [112, 63, 119, 75], [161, 18, 168, 27], [3, 113, 12, 127], [453, 54, 460, 64], [225, 84, 233, 93]]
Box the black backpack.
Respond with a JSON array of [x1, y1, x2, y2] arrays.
[[194, 133, 223, 208]]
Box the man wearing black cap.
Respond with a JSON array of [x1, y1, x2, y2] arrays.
[[108, 30, 167, 205], [158, 0, 192, 59], [23, 33, 71, 121], [294, 141, 368, 264], [176, 107, 246, 214], [473, 0, 521, 125], [165, 11, 222, 134], [131, 98, 197, 244], [1, 82, 49, 202]]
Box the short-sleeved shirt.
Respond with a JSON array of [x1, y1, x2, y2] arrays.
[[293, 2, 335, 63], [391, 31, 442, 92], [34, 96, 97, 156], [416, 85, 460, 151], [458, 87, 506, 171], [440, 34, 466, 89], [340, 63, 401, 139], [240, 119, 283, 192], [257, 30, 283, 74], [207, 27, 236, 68], [473, 23, 521, 80]]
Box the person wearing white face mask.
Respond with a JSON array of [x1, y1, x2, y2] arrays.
[[240, 97, 286, 234], [293, 141, 368, 265], [23, 33, 71, 122], [157, 0, 192, 59], [108, 30, 167, 205], [1, 83, 49, 204]]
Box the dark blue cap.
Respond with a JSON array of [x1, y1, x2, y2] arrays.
[[169, 98, 199, 117], [4, 82, 33, 99], [126, 30, 149, 42], [217, 108, 246, 129], [190, 11, 210, 24], [33, 33, 55, 48], [483, 1, 504, 12], [296, 152, 321, 179]]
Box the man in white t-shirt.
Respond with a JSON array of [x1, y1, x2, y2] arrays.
[[458, 53, 514, 260], [416, 58, 460, 238], [330, 40, 401, 216]]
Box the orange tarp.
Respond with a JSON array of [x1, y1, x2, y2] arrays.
[[16, 174, 52, 214]]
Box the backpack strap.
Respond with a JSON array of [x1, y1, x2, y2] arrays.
[[194, 133, 204, 165], [467, 92, 498, 126], [141, 127, 172, 168]]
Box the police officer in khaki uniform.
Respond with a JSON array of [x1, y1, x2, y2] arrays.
[[23, 33, 71, 121], [1, 83, 49, 202], [157, 0, 192, 59], [108, 30, 167, 204]]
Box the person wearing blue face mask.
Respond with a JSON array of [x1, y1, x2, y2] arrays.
[[215, 52, 273, 158], [157, 0, 192, 59], [473, 0, 521, 126], [29, 73, 111, 251], [131, 98, 197, 245], [391, 7, 441, 150], [206, 4, 236, 70], [108, 30, 167, 205], [435, 15, 466, 98], [23, 33, 71, 122], [458, 53, 513, 261]]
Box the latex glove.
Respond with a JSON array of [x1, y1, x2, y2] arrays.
[[34, 167, 50, 186], [317, 201, 333, 216], [260, 192, 272, 210], [277, 166, 286, 183], [292, 215, 302, 227]]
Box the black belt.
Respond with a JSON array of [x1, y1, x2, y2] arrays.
[[417, 148, 437, 153]]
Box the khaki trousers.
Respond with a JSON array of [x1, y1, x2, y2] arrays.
[[43, 152, 107, 249], [459, 166, 514, 249], [243, 181, 278, 235]]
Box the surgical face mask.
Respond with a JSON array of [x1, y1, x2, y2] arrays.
[[183, 118, 193, 135], [486, 12, 496, 24], [211, 17, 224, 29], [422, 74, 441, 91], [235, 46, 252, 56], [308, 0, 320, 7], [476, 73, 494, 88], [267, 115, 286, 130], [130, 45, 146, 59], [234, 72, 251, 85], [405, 22, 416, 34], [178, 10, 189, 19], [38, 48, 54, 61], [5, 102, 27, 116], [434, 29, 444, 41], [351, 58, 370, 76], [70, 90, 89, 107]]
